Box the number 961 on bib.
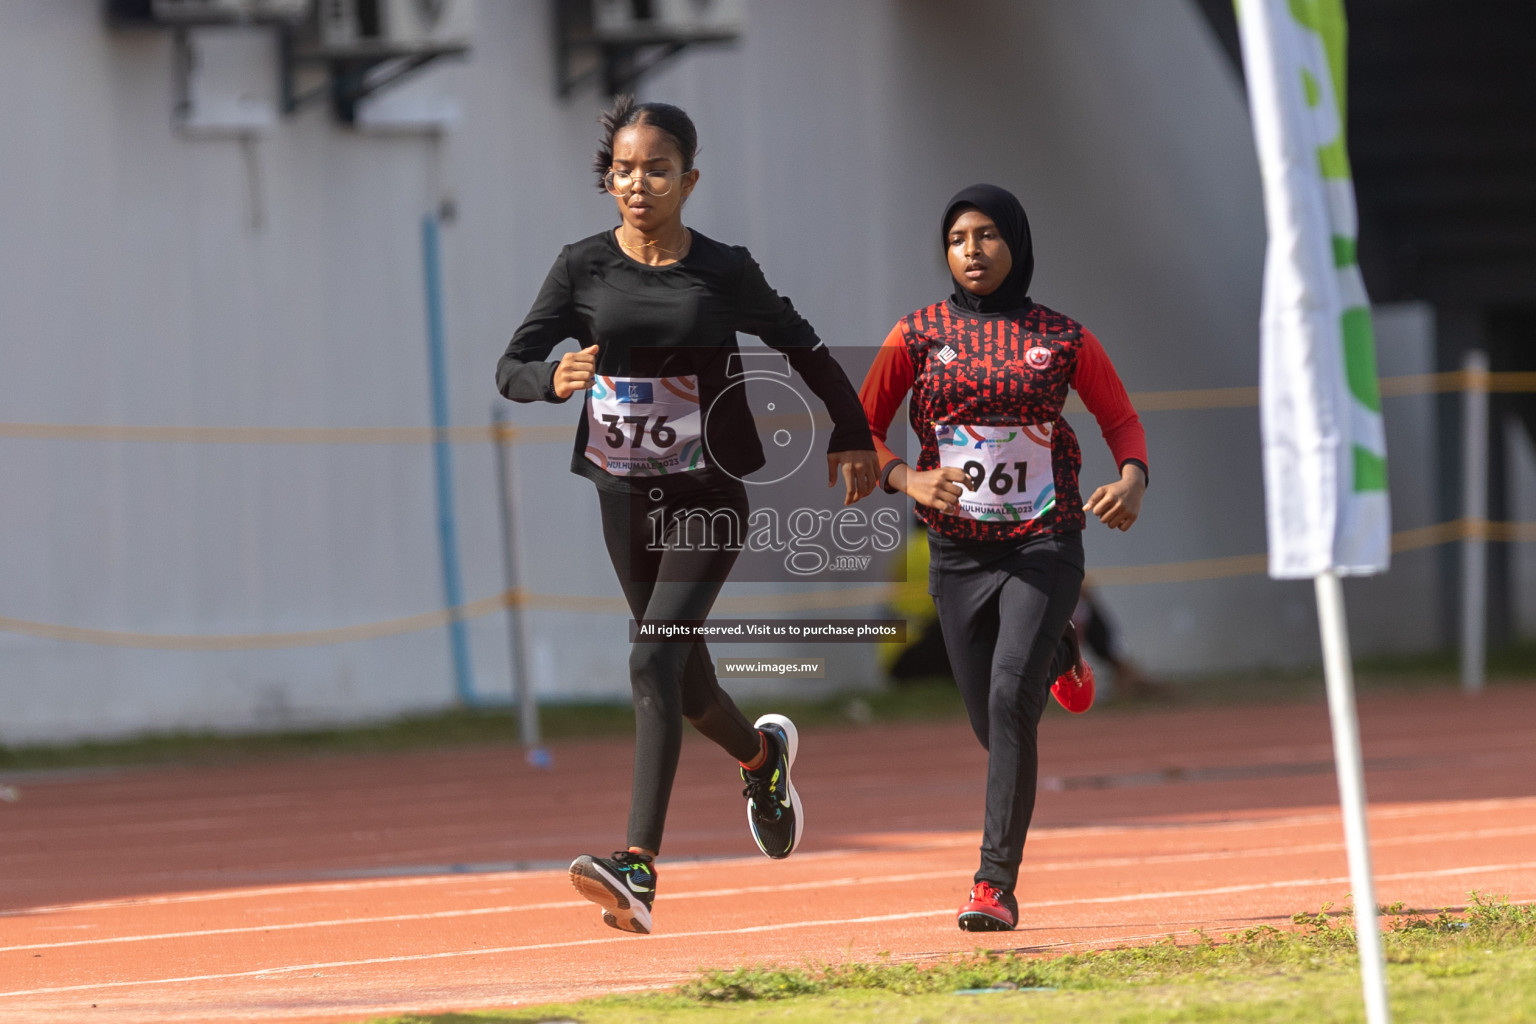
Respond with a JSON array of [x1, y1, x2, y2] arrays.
[[934, 422, 1057, 522]]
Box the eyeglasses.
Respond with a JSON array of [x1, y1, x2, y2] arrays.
[[603, 168, 684, 197]]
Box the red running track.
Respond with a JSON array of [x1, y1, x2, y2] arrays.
[[0, 686, 1533, 1023]]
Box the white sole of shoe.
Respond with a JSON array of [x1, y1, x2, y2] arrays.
[[751, 713, 803, 857], [568, 856, 653, 935]]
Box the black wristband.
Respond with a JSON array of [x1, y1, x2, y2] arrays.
[[541, 362, 572, 404]]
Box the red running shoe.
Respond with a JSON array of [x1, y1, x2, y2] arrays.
[[957, 880, 1018, 931], [1050, 621, 1095, 714]]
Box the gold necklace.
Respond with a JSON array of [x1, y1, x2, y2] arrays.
[[617, 231, 688, 258]]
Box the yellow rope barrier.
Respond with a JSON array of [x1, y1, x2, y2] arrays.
[[1081, 518, 1524, 586], [0, 593, 510, 651], [1083, 386, 1260, 413], [1, 521, 1529, 649], [0, 422, 570, 446], [0, 584, 893, 650], [1085, 551, 1269, 586], [1489, 520, 1536, 543], [4, 372, 1535, 446], [713, 584, 896, 614], [1391, 519, 1472, 551], [2, 369, 1533, 647], [1056, 370, 1536, 415]]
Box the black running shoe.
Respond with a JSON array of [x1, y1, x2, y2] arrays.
[[741, 713, 802, 859], [569, 850, 656, 934]]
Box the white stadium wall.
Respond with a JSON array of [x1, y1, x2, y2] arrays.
[[0, 0, 1449, 743]]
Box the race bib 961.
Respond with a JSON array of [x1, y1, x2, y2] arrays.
[[584, 375, 706, 476], [934, 422, 1056, 521]]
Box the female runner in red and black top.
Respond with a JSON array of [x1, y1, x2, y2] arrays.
[[859, 184, 1147, 931], [497, 98, 879, 935]]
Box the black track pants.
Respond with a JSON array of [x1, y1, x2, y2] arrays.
[[929, 529, 1085, 890], [596, 475, 761, 855]]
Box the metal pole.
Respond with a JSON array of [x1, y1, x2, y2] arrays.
[[492, 404, 549, 768], [1314, 569, 1391, 1024], [1460, 349, 1490, 693], [422, 214, 477, 706]]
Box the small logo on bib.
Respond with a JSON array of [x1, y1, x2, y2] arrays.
[[936, 345, 958, 365], [616, 380, 654, 404], [1025, 346, 1053, 370]]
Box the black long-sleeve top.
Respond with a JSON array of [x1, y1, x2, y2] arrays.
[[497, 229, 874, 491]]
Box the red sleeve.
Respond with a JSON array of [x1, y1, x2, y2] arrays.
[[1071, 329, 1148, 479], [858, 324, 914, 491]]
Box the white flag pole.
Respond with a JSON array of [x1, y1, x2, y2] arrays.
[[1314, 570, 1390, 1024], [1236, 1, 1392, 1019]]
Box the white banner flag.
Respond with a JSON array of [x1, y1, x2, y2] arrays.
[[1238, 0, 1390, 579]]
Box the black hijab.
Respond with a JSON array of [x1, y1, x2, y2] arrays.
[[942, 183, 1034, 315]]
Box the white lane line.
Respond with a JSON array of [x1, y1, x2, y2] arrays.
[[0, 902, 583, 953], [8, 822, 1536, 951], [1008, 861, 1536, 914], [7, 799, 1532, 926], [0, 843, 913, 917], [861, 820, 1536, 860], [832, 797, 1536, 850], [89, 926, 1256, 1022], [0, 858, 1355, 953], [2, 860, 1534, 999], [0, 909, 954, 999], [14, 797, 1533, 917], [0, 870, 567, 919], [1, 869, 964, 953]]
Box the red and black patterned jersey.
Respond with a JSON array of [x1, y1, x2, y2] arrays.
[[859, 299, 1147, 543]]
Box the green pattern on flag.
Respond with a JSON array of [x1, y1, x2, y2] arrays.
[[1353, 446, 1388, 492], [1332, 235, 1356, 267], [1241, 0, 1390, 577], [1286, 0, 1349, 117], [1343, 308, 1382, 416], [1301, 67, 1321, 106]]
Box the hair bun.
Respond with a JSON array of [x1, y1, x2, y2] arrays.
[[592, 96, 699, 190]]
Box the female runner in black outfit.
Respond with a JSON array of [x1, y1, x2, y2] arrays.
[[496, 98, 879, 935]]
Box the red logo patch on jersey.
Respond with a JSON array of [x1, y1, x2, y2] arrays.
[[1025, 346, 1053, 370]]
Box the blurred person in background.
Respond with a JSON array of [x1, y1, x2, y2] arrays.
[[859, 184, 1148, 932], [496, 97, 878, 934], [879, 513, 954, 682], [1072, 584, 1167, 700]]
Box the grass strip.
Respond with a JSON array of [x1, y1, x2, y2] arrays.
[[3, 644, 1533, 774], [0, 684, 965, 774], [366, 894, 1536, 1024]]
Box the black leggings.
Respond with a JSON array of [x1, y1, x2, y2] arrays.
[[596, 475, 761, 854], [929, 529, 1084, 890]]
